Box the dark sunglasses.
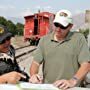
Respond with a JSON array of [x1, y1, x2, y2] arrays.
[[0, 36, 11, 44], [54, 23, 69, 30]]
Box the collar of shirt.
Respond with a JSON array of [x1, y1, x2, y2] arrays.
[[50, 31, 73, 44]]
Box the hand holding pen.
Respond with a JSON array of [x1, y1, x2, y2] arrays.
[[29, 74, 43, 84]]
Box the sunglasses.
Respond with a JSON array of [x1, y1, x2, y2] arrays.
[[54, 23, 69, 30], [0, 36, 11, 44]]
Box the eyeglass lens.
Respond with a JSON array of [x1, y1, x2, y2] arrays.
[[54, 23, 69, 29]]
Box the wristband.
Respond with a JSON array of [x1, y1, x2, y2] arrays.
[[72, 76, 79, 81]]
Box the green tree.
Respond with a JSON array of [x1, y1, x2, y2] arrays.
[[16, 23, 24, 36], [79, 28, 89, 39], [7, 20, 17, 35], [0, 16, 8, 26], [0, 16, 24, 36]]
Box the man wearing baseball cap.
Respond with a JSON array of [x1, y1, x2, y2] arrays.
[[0, 24, 29, 84], [0, 24, 13, 53], [30, 9, 90, 89]]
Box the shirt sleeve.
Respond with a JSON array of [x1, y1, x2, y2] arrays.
[[78, 34, 90, 64], [32, 37, 44, 64]]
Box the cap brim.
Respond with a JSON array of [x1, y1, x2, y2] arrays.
[[0, 33, 13, 42]]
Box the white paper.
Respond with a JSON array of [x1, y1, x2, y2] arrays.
[[0, 83, 90, 90], [68, 87, 90, 90], [0, 84, 20, 90], [19, 82, 59, 90]]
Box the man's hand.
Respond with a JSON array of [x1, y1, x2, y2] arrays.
[[53, 79, 77, 90], [3, 71, 26, 84], [29, 74, 43, 84]]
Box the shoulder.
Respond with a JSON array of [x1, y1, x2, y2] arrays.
[[40, 32, 52, 41], [37, 33, 52, 47], [72, 31, 83, 36], [71, 32, 86, 40]]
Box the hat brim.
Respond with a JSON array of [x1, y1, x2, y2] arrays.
[[0, 33, 13, 42]]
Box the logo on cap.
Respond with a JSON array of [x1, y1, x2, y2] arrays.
[[59, 12, 68, 17], [0, 27, 4, 34]]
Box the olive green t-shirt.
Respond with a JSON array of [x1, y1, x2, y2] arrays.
[[33, 31, 90, 84]]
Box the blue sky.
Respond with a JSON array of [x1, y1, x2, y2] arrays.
[[0, 0, 90, 18]]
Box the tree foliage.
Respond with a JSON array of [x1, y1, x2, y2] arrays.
[[7, 20, 17, 35], [0, 16, 24, 36], [16, 23, 24, 35], [79, 28, 89, 39]]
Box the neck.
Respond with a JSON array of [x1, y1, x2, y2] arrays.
[[54, 34, 64, 41]]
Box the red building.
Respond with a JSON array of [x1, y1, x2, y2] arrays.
[[24, 12, 54, 45]]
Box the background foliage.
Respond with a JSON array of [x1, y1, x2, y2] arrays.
[[79, 28, 89, 39], [0, 16, 24, 36]]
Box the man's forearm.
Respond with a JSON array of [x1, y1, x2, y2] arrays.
[[73, 62, 90, 81], [30, 60, 39, 76]]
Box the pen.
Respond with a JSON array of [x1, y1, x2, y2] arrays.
[[36, 75, 40, 81]]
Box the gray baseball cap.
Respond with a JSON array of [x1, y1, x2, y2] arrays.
[[0, 24, 13, 43]]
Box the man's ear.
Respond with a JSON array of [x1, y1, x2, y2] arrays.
[[70, 24, 73, 28], [69, 24, 73, 29], [68, 24, 73, 30]]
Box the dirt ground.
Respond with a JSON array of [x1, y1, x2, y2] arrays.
[[11, 35, 30, 48]]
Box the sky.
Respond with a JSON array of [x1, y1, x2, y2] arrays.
[[0, 0, 90, 20]]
